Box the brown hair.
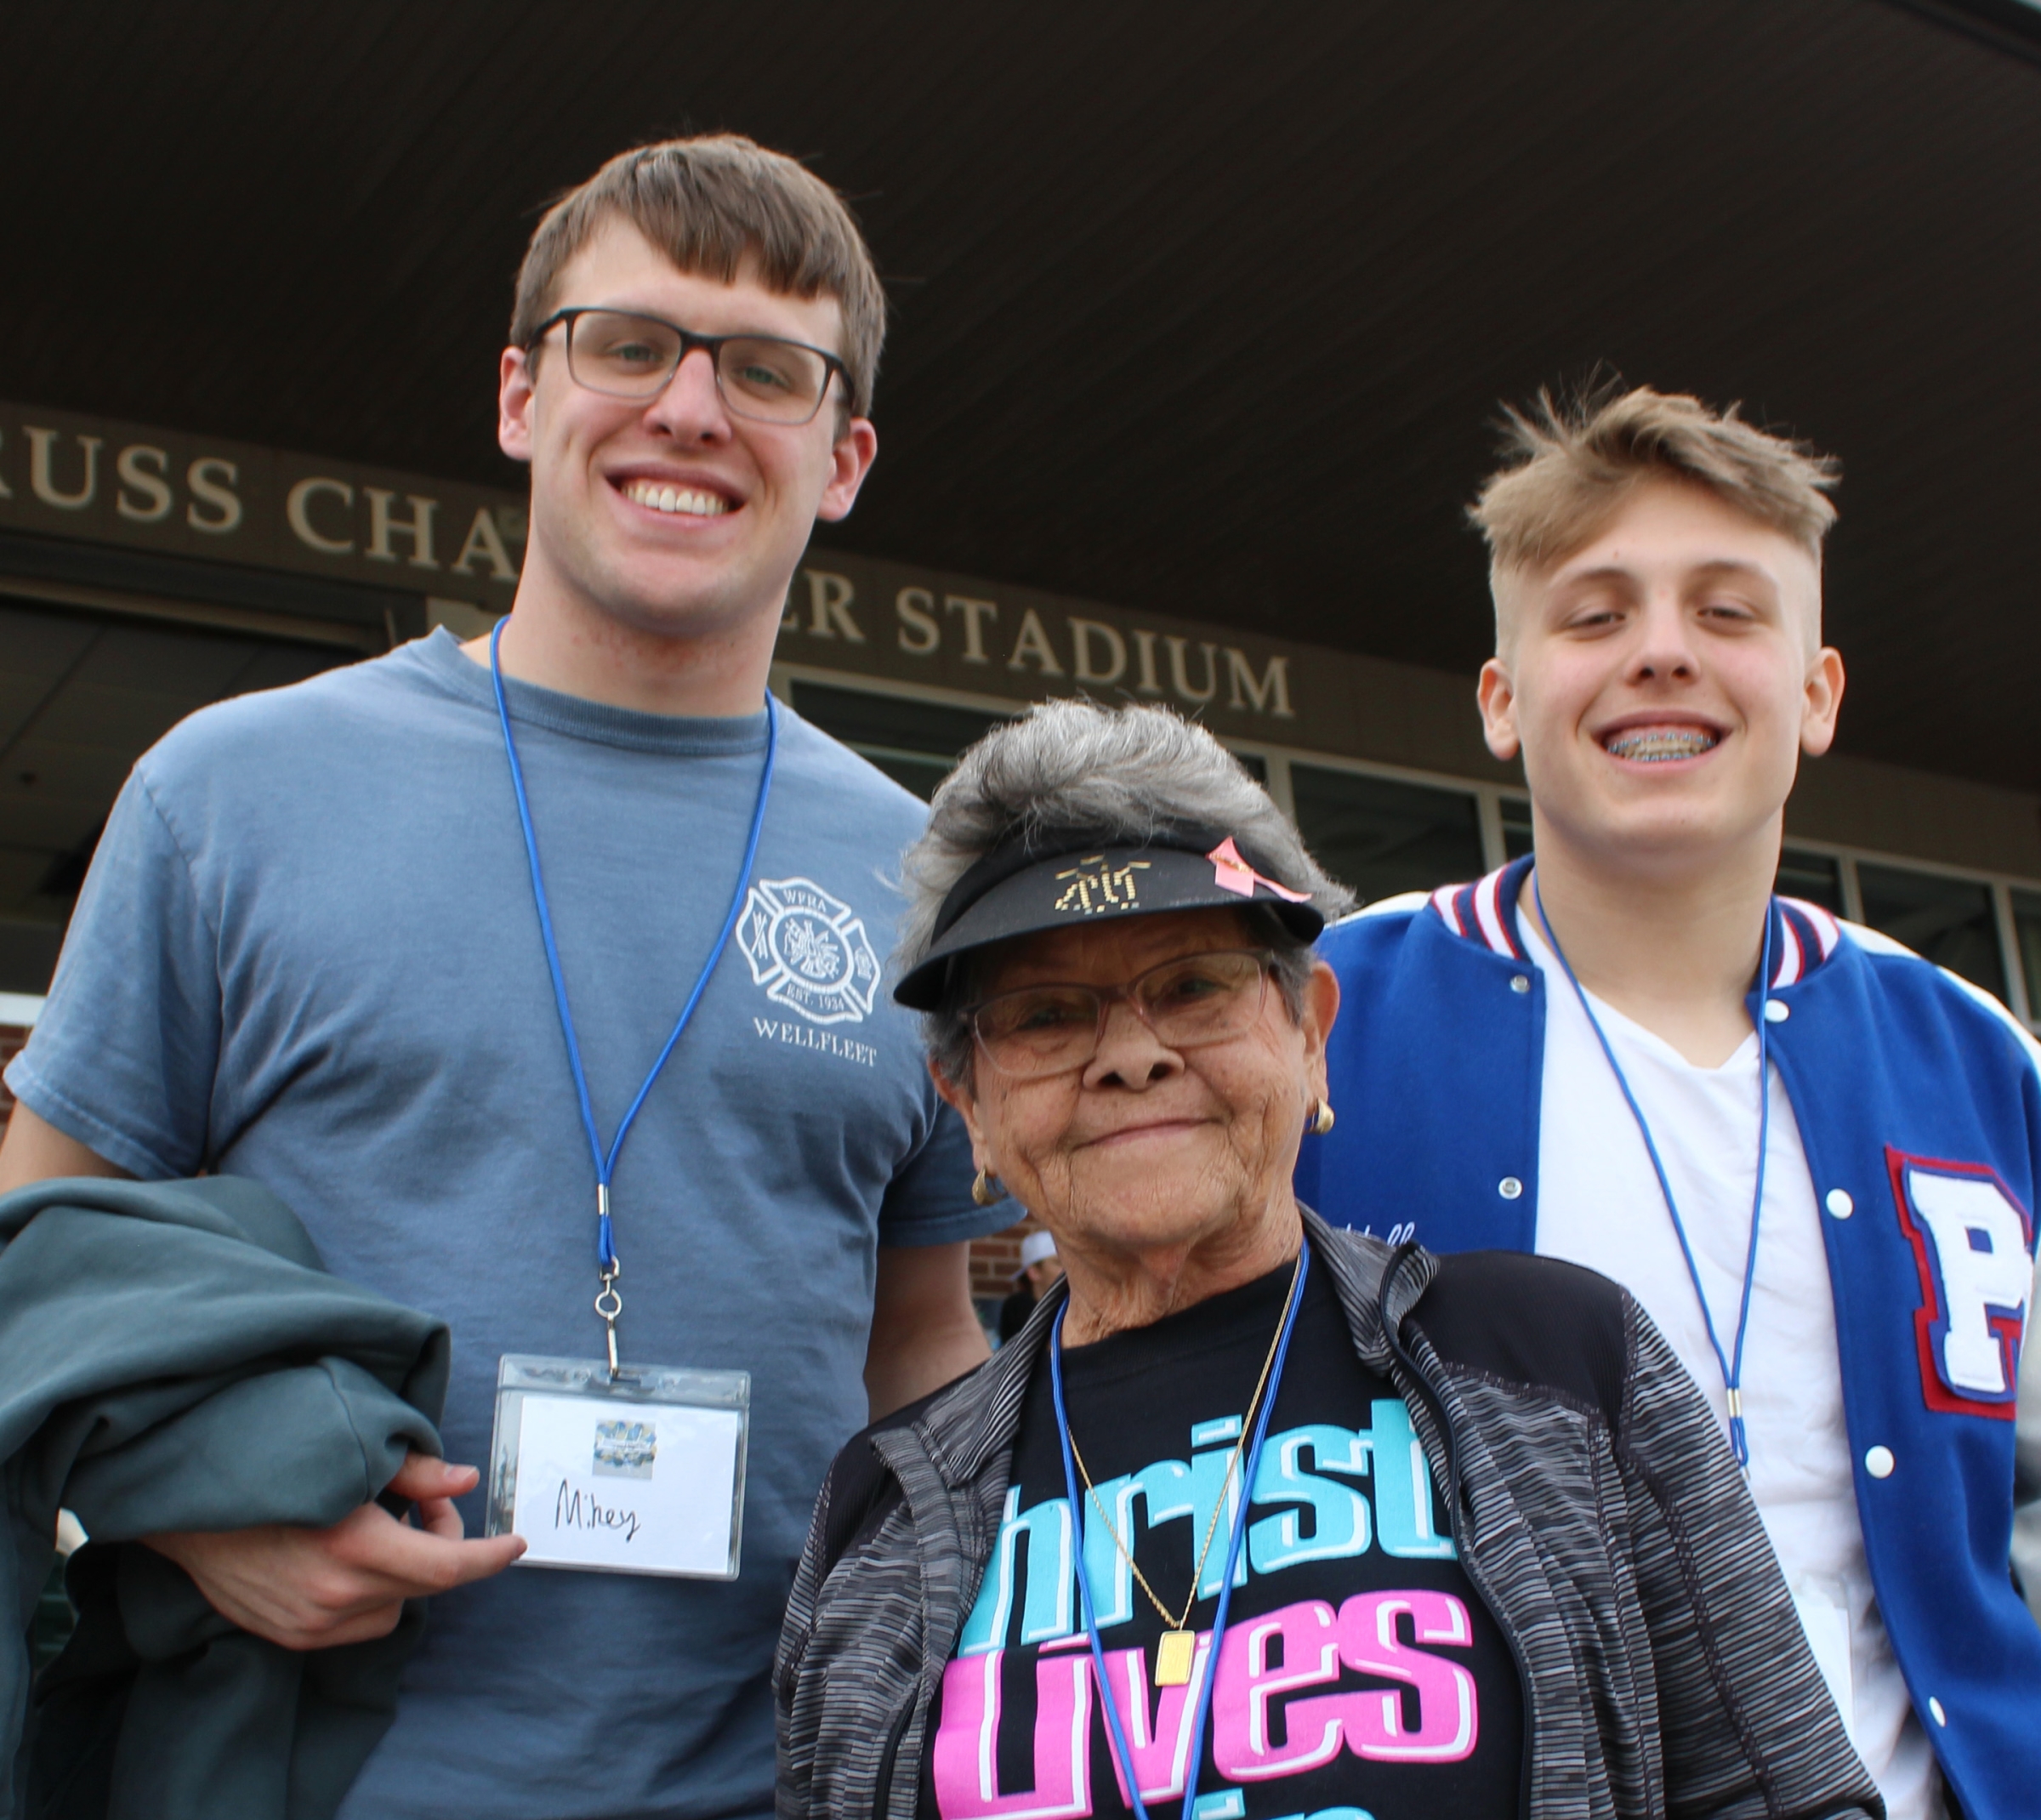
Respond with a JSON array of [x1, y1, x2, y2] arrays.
[[1468, 383, 1839, 577], [509, 135, 887, 418]]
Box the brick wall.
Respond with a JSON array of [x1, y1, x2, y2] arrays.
[[968, 1208, 1047, 1300]]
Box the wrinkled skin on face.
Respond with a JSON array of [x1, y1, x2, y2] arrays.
[[934, 908, 1339, 1342]]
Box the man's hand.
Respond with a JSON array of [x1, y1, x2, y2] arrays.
[[143, 1452, 526, 1650]]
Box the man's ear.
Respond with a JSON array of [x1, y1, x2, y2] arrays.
[[1800, 646, 1845, 757], [498, 347, 537, 465], [815, 417, 878, 524], [1477, 658, 1521, 762]]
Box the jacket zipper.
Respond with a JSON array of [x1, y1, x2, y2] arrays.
[[872, 1692, 918, 1820], [1380, 1246, 1538, 1820]]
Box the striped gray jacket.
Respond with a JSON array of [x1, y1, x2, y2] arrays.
[[776, 1210, 1883, 1820]]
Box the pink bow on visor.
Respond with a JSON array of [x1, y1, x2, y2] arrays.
[[1208, 837, 1311, 903]]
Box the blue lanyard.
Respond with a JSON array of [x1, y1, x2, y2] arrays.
[[1050, 1237, 1310, 1820], [1532, 875, 1773, 1468], [489, 617, 777, 1359]]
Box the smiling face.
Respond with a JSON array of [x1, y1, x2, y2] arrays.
[[935, 909, 1338, 1280], [1478, 478, 1845, 878], [497, 217, 876, 647]]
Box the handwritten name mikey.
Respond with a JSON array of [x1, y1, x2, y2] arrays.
[[555, 1482, 642, 1544]]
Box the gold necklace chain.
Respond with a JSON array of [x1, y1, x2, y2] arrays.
[[1064, 1249, 1305, 1638]]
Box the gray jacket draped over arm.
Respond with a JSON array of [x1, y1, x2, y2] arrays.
[[1, 1175, 447, 1820]]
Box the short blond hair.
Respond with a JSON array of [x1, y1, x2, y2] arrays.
[[1469, 383, 1839, 577], [511, 136, 887, 418]]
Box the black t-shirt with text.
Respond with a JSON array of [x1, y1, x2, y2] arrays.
[[919, 1260, 1521, 1820]]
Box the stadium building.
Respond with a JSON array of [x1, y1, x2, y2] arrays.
[[5, 0, 2040, 1123]]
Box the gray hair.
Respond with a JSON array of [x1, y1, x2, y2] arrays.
[[898, 699, 1354, 1083]]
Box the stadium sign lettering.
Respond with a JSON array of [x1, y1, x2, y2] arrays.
[[0, 400, 526, 600], [776, 560, 1298, 724], [0, 401, 1492, 767]]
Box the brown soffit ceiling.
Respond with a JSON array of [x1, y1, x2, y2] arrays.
[[2, 0, 2038, 790]]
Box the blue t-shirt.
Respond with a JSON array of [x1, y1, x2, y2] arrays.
[[6, 628, 993, 1820]]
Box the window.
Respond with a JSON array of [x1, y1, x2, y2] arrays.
[[1499, 805, 1848, 918], [788, 682, 1007, 800], [1777, 848, 1845, 914], [1500, 795, 1534, 862], [1856, 863, 2007, 998], [2012, 890, 2041, 1022], [790, 679, 1266, 801], [1290, 765, 1485, 906], [1501, 810, 1855, 922], [782, 675, 2041, 1015]]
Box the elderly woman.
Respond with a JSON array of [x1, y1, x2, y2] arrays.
[[776, 702, 1874, 1820]]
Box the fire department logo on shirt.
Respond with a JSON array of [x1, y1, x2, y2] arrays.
[[737, 877, 880, 1026]]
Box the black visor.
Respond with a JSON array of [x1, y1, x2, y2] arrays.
[[893, 825, 1325, 1010]]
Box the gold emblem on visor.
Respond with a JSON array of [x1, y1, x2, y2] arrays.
[[1052, 856, 1151, 915]]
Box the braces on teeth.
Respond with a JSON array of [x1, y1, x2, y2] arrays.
[[1606, 728, 1717, 761]]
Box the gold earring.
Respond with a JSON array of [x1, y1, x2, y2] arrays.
[[972, 1168, 1003, 1207], [1308, 1099, 1336, 1136]]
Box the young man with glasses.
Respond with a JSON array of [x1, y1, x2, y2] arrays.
[[1302, 385, 2041, 1820], [1, 137, 1001, 1817]]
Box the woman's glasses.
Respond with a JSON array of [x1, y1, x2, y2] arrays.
[[969, 949, 1274, 1080]]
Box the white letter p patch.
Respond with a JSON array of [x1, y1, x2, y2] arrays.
[[1892, 1152, 2033, 1417]]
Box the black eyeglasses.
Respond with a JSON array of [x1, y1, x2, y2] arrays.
[[966, 949, 1276, 1081], [526, 308, 851, 425]]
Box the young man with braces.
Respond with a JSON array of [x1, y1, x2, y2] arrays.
[[1304, 385, 2041, 1820], [2, 137, 1001, 1817]]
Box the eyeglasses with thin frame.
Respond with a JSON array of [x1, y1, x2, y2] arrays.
[[526, 307, 851, 425], [967, 948, 1276, 1081]]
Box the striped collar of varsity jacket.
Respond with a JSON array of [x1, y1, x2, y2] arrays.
[[1424, 853, 1846, 987], [775, 1209, 1879, 1820]]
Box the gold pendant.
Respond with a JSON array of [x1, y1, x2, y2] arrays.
[[1154, 1629, 1196, 1686]]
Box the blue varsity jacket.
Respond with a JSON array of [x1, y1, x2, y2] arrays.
[[1302, 854, 2041, 1820]]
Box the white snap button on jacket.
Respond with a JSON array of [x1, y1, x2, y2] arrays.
[[1509, 974, 1530, 993], [1763, 998, 1790, 1023], [1865, 1445, 1896, 1479], [1825, 1189, 1855, 1219], [1498, 1176, 1524, 1200], [1928, 1698, 1947, 1727]]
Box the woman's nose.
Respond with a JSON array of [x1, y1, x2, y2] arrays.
[[1083, 998, 1184, 1089]]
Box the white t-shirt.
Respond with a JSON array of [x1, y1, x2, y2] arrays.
[[1520, 906, 1942, 1820]]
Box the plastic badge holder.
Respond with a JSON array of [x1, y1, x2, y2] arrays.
[[486, 1353, 750, 1579]]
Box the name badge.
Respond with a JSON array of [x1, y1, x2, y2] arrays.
[[486, 1353, 749, 1578]]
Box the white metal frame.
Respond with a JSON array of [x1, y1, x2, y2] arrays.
[[1756, 830, 2041, 1025], [766, 662, 2041, 1030]]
